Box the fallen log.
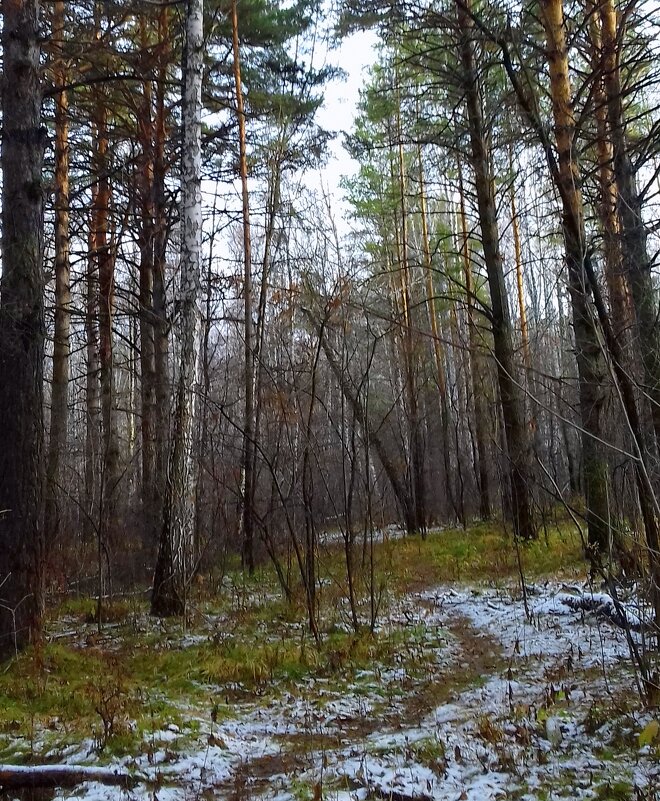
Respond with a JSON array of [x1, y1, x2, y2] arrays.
[[0, 764, 140, 790], [557, 590, 645, 631]]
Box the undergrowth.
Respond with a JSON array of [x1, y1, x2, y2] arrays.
[[0, 519, 583, 763]]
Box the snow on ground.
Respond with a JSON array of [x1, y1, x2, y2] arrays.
[[3, 581, 659, 800], [318, 524, 409, 547]]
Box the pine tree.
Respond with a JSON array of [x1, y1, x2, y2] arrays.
[[0, 0, 47, 656]]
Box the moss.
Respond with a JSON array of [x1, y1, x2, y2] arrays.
[[128, 647, 205, 696], [0, 641, 200, 762], [595, 779, 634, 800], [289, 778, 315, 801], [0, 644, 105, 727], [406, 735, 446, 774], [51, 597, 98, 620]]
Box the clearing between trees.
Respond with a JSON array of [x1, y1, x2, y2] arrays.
[[0, 523, 657, 801]]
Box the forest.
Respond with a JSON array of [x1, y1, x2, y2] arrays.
[[1, 0, 660, 797]]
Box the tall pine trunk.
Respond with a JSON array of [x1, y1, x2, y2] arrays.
[[458, 1, 535, 539], [94, 95, 120, 600], [45, 0, 71, 544], [232, 0, 256, 574], [153, 0, 171, 517], [508, 147, 530, 371], [85, 189, 101, 539], [541, 0, 610, 555], [457, 159, 491, 520], [0, 0, 46, 656], [394, 98, 426, 535], [599, 0, 660, 451], [419, 147, 456, 521], [588, 5, 629, 341], [137, 16, 158, 541]]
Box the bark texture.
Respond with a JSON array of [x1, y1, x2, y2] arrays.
[[419, 149, 456, 521], [93, 92, 120, 603], [85, 190, 101, 539], [588, 5, 629, 341], [458, 162, 491, 521], [600, 0, 660, 451], [0, 0, 46, 657], [45, 0, 71, 546], [232, 0, 256, 574], [151, 0, 203, 617], [153, 1, 171, 516], [541, 0, 610, 555], [0, 764, 137, 790], [137, 18, 158, 541], [458, 1, 535, 539], [394, 96, 426, 535]]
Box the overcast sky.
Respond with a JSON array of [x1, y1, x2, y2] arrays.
[[312, 29, 380, 228]]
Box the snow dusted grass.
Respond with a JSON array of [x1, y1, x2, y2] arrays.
[[0, 521, 658, 799]]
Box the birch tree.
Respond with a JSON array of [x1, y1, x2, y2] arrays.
[[151, 0, 203, 617]]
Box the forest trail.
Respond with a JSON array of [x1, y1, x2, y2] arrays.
[[5, 578, 658, 801]]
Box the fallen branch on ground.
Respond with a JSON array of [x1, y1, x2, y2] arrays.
[[0, 763, 141, 789], [557, 590, 645, 631]]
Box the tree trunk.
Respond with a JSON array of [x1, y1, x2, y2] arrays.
[[45, 0, 71, 546], [151, 0, 203, 617], [419, 146, 456, 521], [394, 97, 426, 535], [508, 146, 530, 371], [85, 190, 101, 539], [599, 0, 660, 452], [0, 0, 46, 657], [588, 5, 629, 341], [457, 158, 491, 520], [316, 323, 418, 533], [0, 764, 138, 790], [137, 17, 158, 542], [251, 140, 283, 553], [540, 0, 610, 555], [153, 0, 171, 517], [301, 330, 324, 643], [231, 0, 256, 574], [94, 94, 120, 599], [458, 1, 535, 539]]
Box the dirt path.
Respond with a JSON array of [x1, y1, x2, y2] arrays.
[[6, 582, 660, 801], [207, 584, 658, 801]]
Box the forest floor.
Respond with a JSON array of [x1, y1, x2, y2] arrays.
[[0, 522, 659, 800]]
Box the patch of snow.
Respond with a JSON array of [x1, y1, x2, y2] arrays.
[[7, 579, 657, 801]]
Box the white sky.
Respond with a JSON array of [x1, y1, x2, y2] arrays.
[[201, 29, 379, 250], [310, 29, 380, 228]]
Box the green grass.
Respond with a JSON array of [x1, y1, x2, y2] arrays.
[[0, 604, 449, 760], [318, 518, 584, 598], [0, 518, 585, 762], [594, 780, 635, 800]]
